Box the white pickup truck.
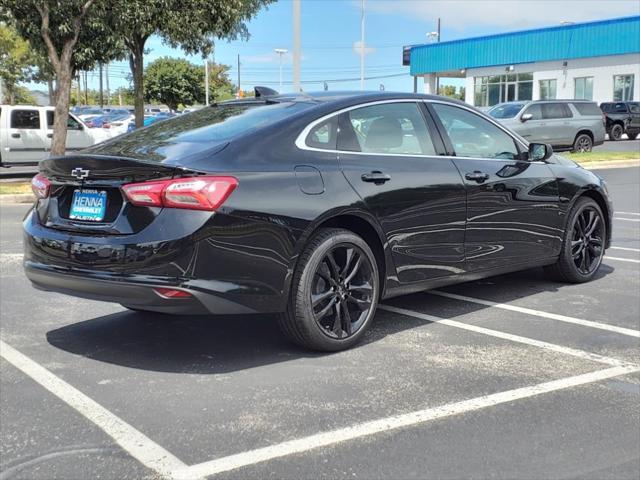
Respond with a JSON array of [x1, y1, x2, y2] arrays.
[[0, 105, 109, 166]]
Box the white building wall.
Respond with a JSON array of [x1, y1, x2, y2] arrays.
[[463, 53, 640, 106]]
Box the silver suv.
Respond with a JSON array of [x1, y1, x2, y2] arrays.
[[488, 100, 605, 152]]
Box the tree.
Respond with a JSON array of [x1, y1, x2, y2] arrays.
[[206, 62, 235, 101], [145, 57, 205, 111], [1, 1, 125, 155], [0, 24, 35, 104], [438, 85, 458, 98], [106, 0, 274, 127]]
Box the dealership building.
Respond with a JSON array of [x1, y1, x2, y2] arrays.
[[408, 16, 640, 107]]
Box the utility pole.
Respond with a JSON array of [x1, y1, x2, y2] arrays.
[[99, 62, 104, 107], [292, 0, 301, 92], [204, 58, 210, 105], [360, 0, 365, 90], [274, 48, 287, 92], [105, 64, 110, 106], [237, 54, 241, 97], [436, 17, 441, 95], [76, 74, 81, 105], [83, 71, 88, 105]]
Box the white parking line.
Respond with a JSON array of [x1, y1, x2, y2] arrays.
[[429, 290, 640, 338], [614, 217, 640, 222], [610, 246, 640, 252], [379, 305, 634, 367], [616, 212, 640, 216], [0, 340, 188, 479], [170, 365, 638, 480], [605, 256, 640, 264]]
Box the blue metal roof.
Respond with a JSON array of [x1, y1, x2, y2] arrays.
[[409, 16, 640, 75]]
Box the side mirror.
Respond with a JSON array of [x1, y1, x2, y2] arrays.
[[528, 143, 553, 162], [521, 113, 533, 122]]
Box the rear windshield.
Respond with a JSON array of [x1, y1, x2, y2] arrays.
[[572, 102, 602, 116], [488, 103, 525, 119], [130, 102, 310, 144]]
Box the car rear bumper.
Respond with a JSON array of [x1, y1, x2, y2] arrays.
[[24, 261, 261, 315]]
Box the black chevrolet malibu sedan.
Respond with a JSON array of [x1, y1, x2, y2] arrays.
[[24, 91, 612, 351]]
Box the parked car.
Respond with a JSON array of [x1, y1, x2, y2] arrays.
[[0, 105, 109, 166], [600, 101, 640, 140], [488, 100, 605, 152], [85, 112, 133, 137], [24, 92, 612, 351], [76, 107, 105, 123]]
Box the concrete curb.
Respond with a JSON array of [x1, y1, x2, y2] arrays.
[[0, 193, 35, 204], [578, 159, 640, 170]]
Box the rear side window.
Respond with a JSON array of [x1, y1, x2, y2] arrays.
[[613, 103, 629, 113], [600, 103, 612, 112], [431, 103, 520, 160], [305, 117, 338, 150], [541, 103, 572, 119], [11, 110, 40, 129], [46, 111, 82, 130], [337, 102, 436, 155], [571, 103, 602, 116]]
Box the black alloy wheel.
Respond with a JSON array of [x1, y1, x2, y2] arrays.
[[279, 228, 380, 351], [570, 207, 604, 275], [545, 197, 605, 283], [311, 243, 374, 339], [610, 124, 624, 141], [573, 133, 593, 153]]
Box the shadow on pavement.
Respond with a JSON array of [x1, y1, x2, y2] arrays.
[[46, 265, 615, 374]]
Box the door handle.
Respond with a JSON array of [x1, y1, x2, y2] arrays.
[[11, 133, 20, 139], [465, 171, 490, 183], [47, 133, 53, 138], [361, 171, 391, 184]]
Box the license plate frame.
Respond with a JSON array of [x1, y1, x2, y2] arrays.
[[69, 189, 108, 222]]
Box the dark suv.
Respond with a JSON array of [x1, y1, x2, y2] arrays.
[[600, 101, 640, 140]]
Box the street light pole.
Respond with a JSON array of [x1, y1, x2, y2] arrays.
[[204, 57, 209, 106], [274, 48, 288, 92], [360, 0, 365, 90]]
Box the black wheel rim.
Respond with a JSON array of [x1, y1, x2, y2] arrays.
[[612, 126, 622, 139], [571, 207, 604, 275], [311, 244, 375, 339], [576, 136, 592, 152]]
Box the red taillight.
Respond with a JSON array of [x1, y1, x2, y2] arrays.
[[154, 287, 192, 298], [121, 176, 238, 211], [102, 123, 111, 129], [31, 174, 51, 199]]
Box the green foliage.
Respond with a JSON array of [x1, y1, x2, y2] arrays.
[[438, 84, 466, 101], [13, 85, 36, 104], [0, 24, 35, 103], [144, 57, 235, 110], [145, 57, 205, 111]]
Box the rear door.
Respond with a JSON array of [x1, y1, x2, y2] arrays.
[[541, 102, 574, 146], [5, 108, 47, 163], [428, 102, 562, 272], [628, 103, 640, 130], [336, 101, 467, 283]]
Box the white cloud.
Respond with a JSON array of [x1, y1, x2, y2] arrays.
[[364, 0, 640, 32], [353, 41, 376, 55]]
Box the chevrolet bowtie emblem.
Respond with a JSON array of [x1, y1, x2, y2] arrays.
[[71, 167, 89, 179]]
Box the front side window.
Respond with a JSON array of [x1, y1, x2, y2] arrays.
[[574, 77, 593, 100], [629, 103, 640, 114], [47, 111, 82, 130], [612, 102, 629, 113], [337, 103, 436, 155], [432, 103, 520, 160], [539, 79, 557, 100], [10, 110, 40, 129], [614, 75, 634, 101]]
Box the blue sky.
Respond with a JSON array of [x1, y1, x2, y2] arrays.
[[41, 0, 640, 95]]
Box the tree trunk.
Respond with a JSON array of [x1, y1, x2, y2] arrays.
[[130, 39, 145, 128], [47, 80, 54, 105], [50, 62, 73, 156]]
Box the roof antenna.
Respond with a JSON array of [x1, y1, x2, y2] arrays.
[[254, 86, 279, 98]]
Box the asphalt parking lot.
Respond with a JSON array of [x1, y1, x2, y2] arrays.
[[1, 166, 639, 480]]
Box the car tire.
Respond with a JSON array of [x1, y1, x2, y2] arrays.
[[278, 228, 380, 352], [544, 197, 606, 283], [609, 124, 624, 141], [627, 132, 638, 140], [572, 133, 593, 152]]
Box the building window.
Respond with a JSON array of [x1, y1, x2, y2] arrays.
[[613, 75, 634, 101], [473, 73, 533, 107], [539, 79, 557, 100], [574, 77, 593, 100]]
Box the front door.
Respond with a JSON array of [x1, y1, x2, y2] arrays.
[[45, 111, 94, 153], [429, 102, 562, 271], [337, 101, 467, 283]]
